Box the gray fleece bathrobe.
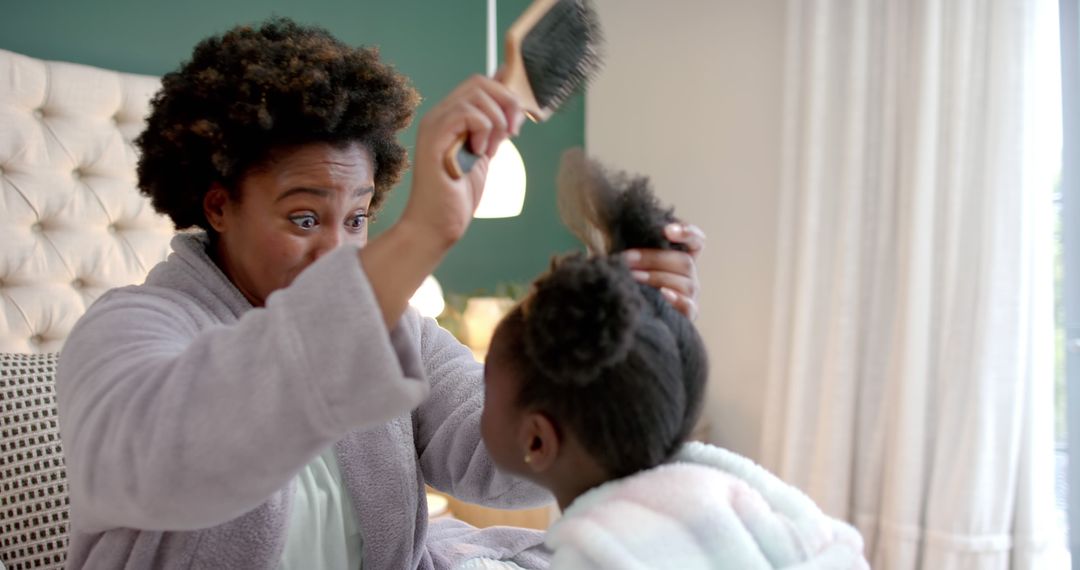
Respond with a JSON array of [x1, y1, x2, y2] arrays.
[[56, 233, 552, 570]]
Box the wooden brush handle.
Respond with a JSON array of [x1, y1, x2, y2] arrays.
[[442, 0, 560, 179], [445, 134, 481, 180]]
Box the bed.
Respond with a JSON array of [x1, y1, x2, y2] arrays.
[[0, 47, 174, 569]]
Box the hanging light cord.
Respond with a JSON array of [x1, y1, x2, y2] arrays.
[[487, 0, 497, 77]]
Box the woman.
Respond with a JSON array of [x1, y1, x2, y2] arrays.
[[56, 18, 704, 570]]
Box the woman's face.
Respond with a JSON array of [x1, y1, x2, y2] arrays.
[[205, 142, 375, 306]]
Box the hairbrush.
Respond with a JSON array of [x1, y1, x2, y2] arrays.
[[444, 0, 603, 179]]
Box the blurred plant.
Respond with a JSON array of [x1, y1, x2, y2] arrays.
[[436, 281, 529, 343]]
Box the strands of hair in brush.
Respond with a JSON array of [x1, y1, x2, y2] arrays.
[[557, 147, 685, 255]]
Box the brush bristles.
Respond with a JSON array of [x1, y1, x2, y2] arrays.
[[521, 0, 604, 112]]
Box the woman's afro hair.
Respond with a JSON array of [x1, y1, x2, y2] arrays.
[[136, 17, 420, 230]]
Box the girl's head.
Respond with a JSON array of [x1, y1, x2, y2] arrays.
[[480, 151, 708, 506]]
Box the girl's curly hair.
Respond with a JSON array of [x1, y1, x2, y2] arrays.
[[493, 150, 708, 479], [136, 17, 420, 230]]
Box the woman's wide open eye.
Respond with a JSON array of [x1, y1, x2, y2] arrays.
[[288, 213, 318, 230], [345, 211, 368, 231]]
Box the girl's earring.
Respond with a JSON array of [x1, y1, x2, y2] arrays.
[[524, 454, 532, 464]]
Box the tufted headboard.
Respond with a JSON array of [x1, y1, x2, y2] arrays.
[[0, 48, 177, 570], [0, 48, 176, 354]]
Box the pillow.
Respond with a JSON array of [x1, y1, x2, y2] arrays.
[[0, 353, 68, 570]]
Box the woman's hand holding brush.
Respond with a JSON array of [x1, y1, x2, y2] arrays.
[[404, 74, 526, 251], [445, 0, 603, 179]]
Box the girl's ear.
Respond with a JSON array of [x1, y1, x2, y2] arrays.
[[203, 183, 231, 232], [519, 411, 560, 474]]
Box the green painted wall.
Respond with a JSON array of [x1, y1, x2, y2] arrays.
[[0, 0, 582, 295]]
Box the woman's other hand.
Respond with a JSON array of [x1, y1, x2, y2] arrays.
[[623, 223, 707, 320], [401, 75, 525, 252]]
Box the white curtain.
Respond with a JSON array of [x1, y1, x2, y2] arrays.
[[761, 0, 1061, 568]]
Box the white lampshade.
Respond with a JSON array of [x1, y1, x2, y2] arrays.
[[474, 140, 526, 218], [409, 275, 446, 318]]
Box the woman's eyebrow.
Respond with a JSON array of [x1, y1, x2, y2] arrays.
[[275, 187, 329, 202], [274, 185, 373, 202]]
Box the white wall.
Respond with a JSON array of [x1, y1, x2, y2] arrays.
[[586, 0, 786, 460]]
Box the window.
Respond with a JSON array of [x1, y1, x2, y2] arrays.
[[1060, 0, 1079, 565], [1055, 139, 1069, 568]]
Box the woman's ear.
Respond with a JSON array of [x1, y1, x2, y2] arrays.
[[519, 412, 560, 474], [203, 183, 231, 233]]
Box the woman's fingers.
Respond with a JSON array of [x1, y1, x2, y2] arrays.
[[624, 248, 700, 320], [629, 268, 695, 301], [461, 105, 496, 158], [662, 289, 699, 321], [448, 75, 523, 159], [484, 71, 527, 136], [664, 223, 707, 259], [624, 249, 696, 293]]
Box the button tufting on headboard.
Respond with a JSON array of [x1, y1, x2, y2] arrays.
[[0, 49, 177, 354]]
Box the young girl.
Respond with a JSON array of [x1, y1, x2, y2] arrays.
[[475, 151, 870, 569]]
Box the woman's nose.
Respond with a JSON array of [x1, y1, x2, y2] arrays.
[[313, 227, 346, 258]]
